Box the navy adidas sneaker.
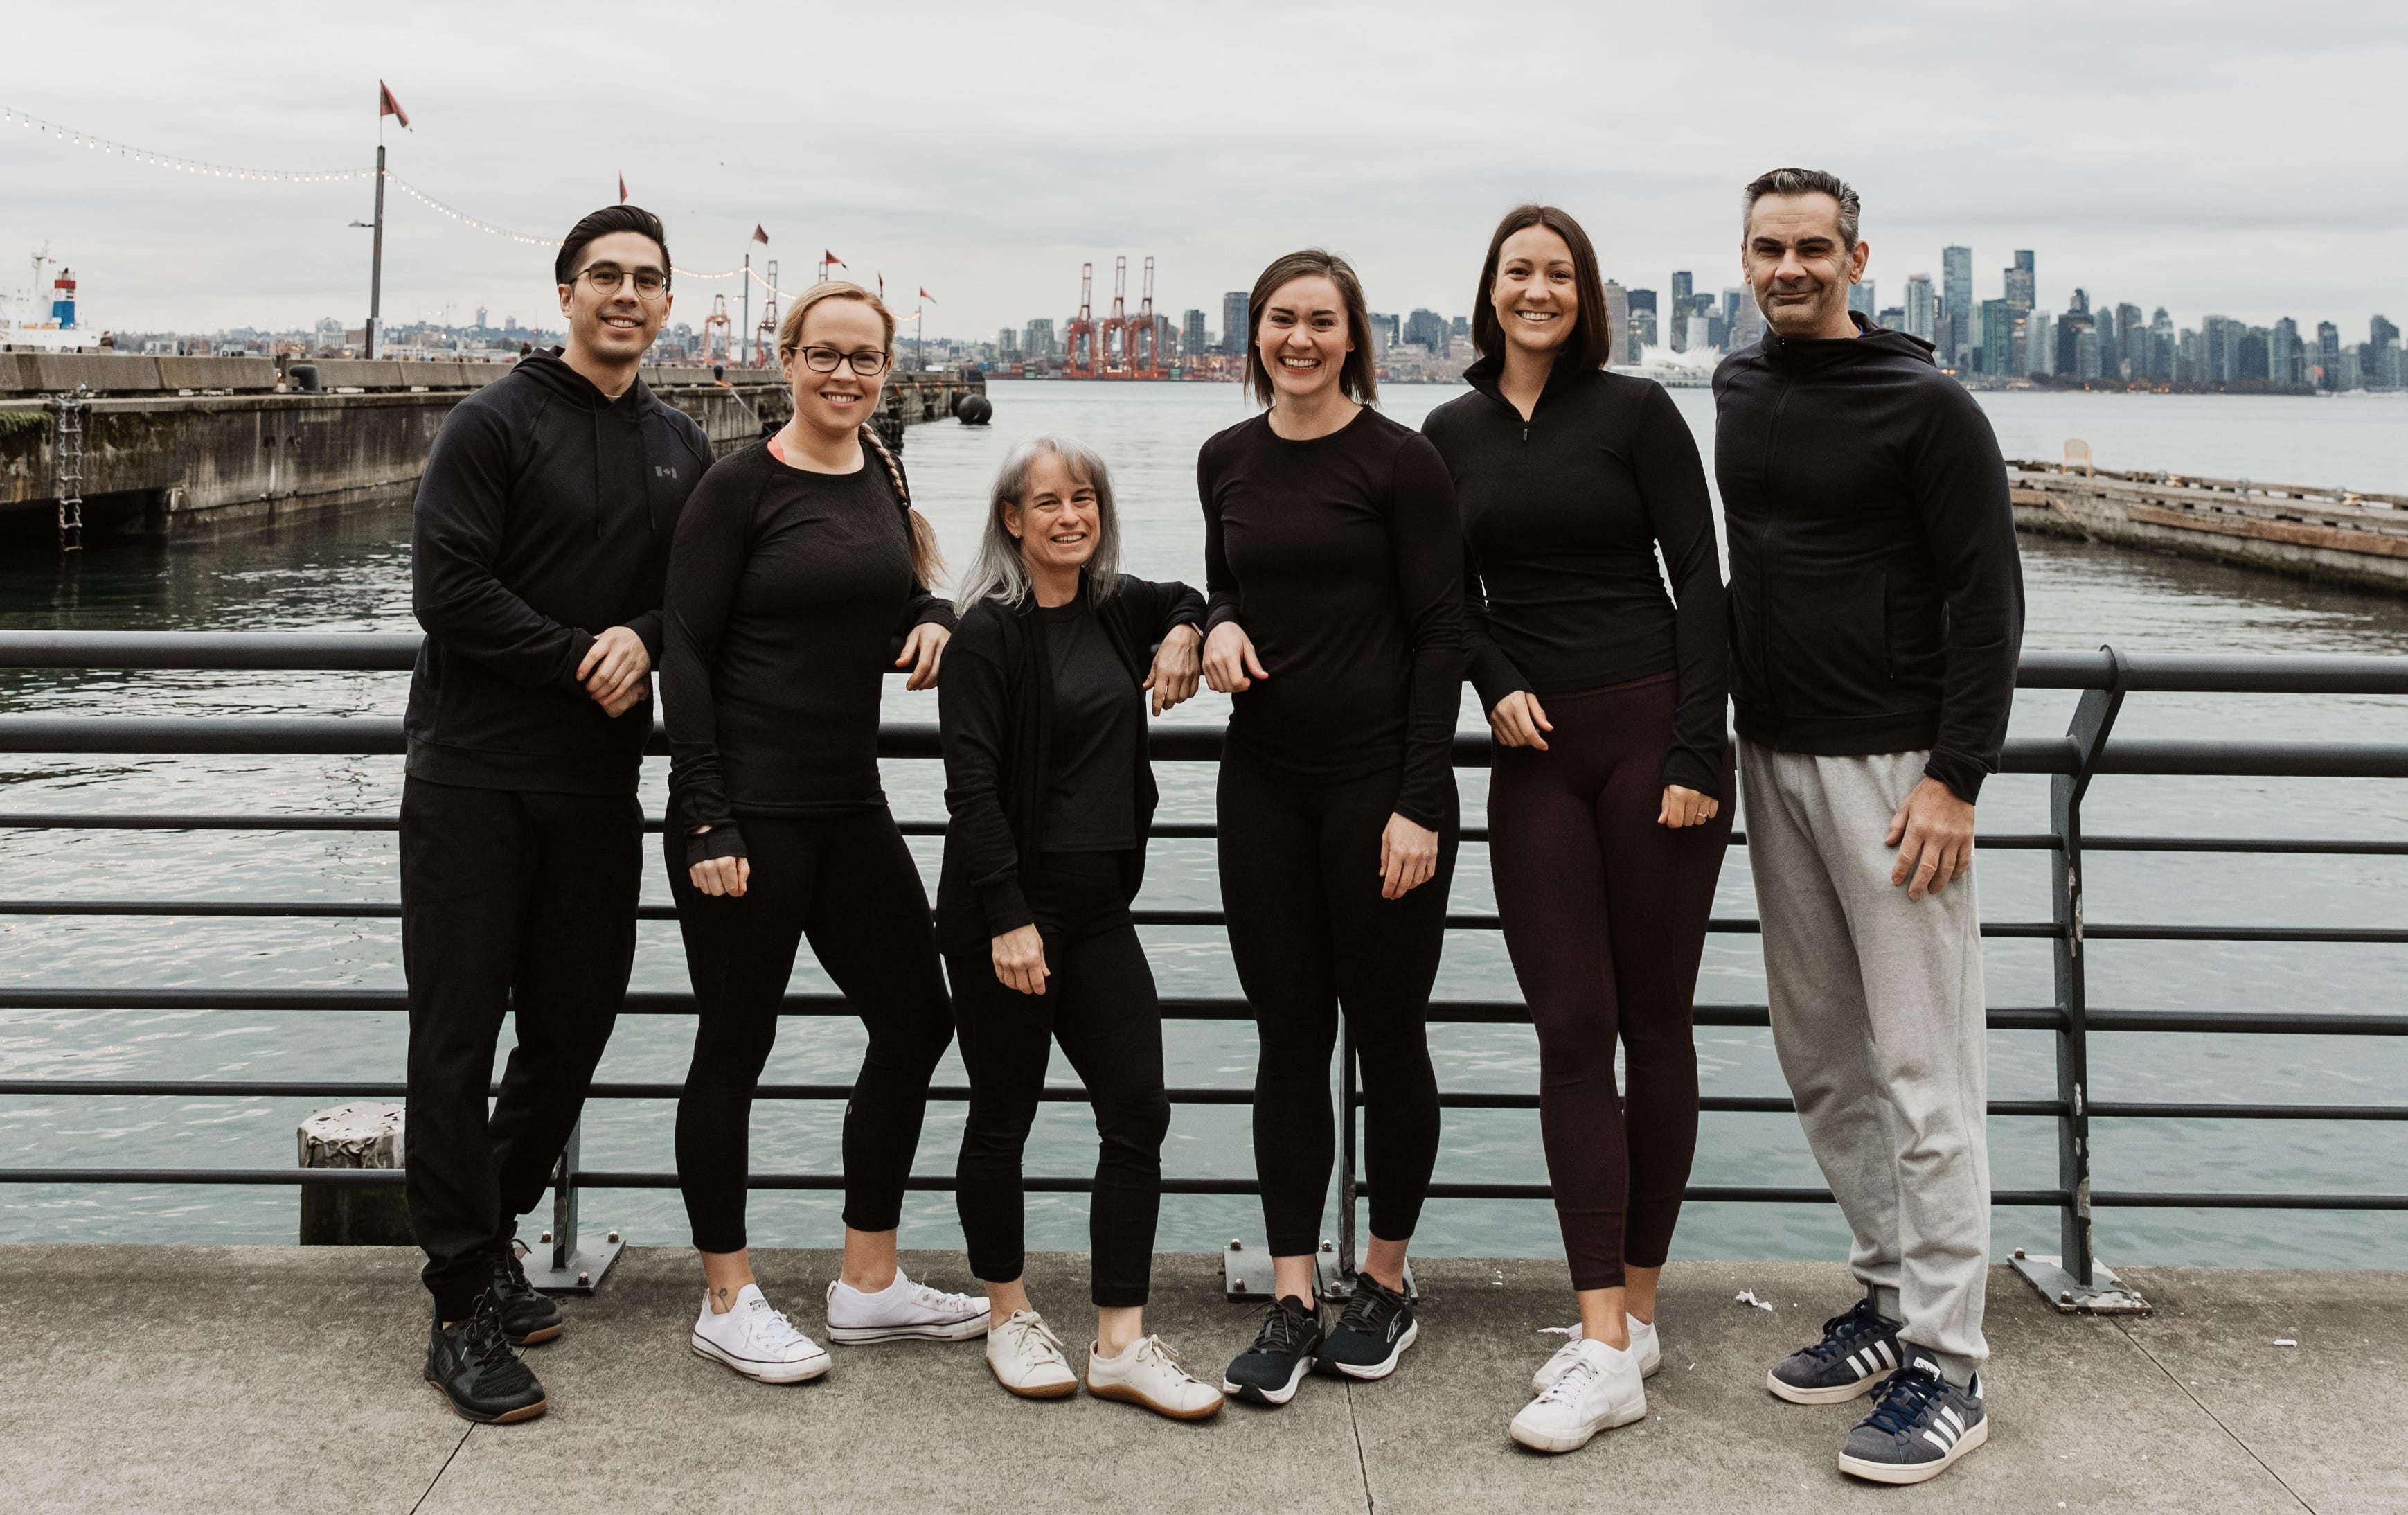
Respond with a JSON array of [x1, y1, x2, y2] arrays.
[[1767, 1289, 1905, 1404], [1837, 1356, 1988, 1485]]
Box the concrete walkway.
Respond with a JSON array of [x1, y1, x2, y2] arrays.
[[2, 1246, 2397, 1514]]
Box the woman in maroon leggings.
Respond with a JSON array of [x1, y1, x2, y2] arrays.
[[1422, 204, 1731, 1454]]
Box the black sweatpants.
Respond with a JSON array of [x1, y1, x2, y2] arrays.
[[400, 776, 641, 1320], [668, 808, 954, 1254], [1217, 757, 1457, 1257], [947, 852, 1170, 1308]]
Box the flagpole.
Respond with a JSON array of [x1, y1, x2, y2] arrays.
[[367, 141, 386, 360], [742, 251, 751, 370]]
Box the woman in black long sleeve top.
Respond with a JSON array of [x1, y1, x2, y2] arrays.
[[662, 284, 986, 1383], [936, 436, 1224, 1419], [1202, 251, 1466, 1404], [1420, 206, 1731, 1453]]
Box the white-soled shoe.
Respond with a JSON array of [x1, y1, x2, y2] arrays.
[[690, 1284, 832, 1384], [1087, 1335, 1223, 1421], [986, 1310, 1078, 1399], [824, 1268, 991, 1344], [1510, 1338, 1648, 1453], [1533, 1315, 1661, 1393]]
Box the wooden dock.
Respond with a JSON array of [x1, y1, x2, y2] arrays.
[[2010, 457, 2408, 592]]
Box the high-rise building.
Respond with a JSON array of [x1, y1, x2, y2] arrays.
[[1981, 299, 2017, 376], [1405, 308, 1450, 353], [2316, 321, 2342, 388], [1368, 312, 1400, 354], [1901, 274, 1934, 342], [1221, 291, 1249, 356], [997, 326, 1020, 358], [2027, 312, 2055, 377], [2075, 328, 2102, 381], [1181, 308, 1207, 358], [2200, 316, 2245, 384], [2238, 330, 2269, 382], [2004, 251, 2035, 314], [1941, 247, 1973, 367], [1848, 281, 1877, 319], [2055, 294, 2095, 376], [1686, 315, 1713, 353], [2270, 317, 2301, 387], [1729, 297, 1765, 350], [1877, 306, 1906, 330], [1668, 274, 1693, 351], [1601, 281, 1633, 365], [1450, 315, 1470, 341], [1627, 287, 1658, 351], [1023, 317, 1056, 361]]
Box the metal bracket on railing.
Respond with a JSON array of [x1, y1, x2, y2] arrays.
[[1221, 1237, 1415, 1305], [2009, 1246, 2151, 1315], [519, 1119, 623, 1294]]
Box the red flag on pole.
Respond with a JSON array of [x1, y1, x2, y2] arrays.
[[876, 274, 885, 300], [919, 286, 937, 303], [617, 172, 628, 204], [751, 225, 769, 245], [825, 249, 845, 268], [377, 82, 410, 129]]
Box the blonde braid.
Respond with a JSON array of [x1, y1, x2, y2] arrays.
[[861, 423, 945, 586]]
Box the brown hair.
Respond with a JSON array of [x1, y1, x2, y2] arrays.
[[1470, 205, 1612, 373], [1243, 249, 1378, 407], [775, 281, 943, 586]]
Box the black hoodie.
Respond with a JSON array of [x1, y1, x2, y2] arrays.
[[1713, 317, 2024, 802], [404, 351, 713, 795]]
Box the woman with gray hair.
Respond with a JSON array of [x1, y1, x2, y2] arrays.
[[935, 435, 1219, 1419]]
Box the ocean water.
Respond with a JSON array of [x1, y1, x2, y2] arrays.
[[0, 379, 2401, 1273]]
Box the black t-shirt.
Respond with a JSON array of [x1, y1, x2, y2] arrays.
[[1196, 408, 1465, 830], [1422, 359, 1729, 797], [661, 441, 954, 858], [1036, 600, 1139, 851]]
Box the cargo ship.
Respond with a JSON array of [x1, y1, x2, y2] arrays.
[[3, 249, 100, 353]]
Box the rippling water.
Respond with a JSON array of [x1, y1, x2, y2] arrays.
[[2, 381, 2402, 1271]]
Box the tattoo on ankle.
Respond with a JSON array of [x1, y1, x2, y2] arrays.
[[711, 1286, 735, 1312]]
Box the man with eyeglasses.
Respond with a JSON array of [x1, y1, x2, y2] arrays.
[[403, 204, 711, 1423]]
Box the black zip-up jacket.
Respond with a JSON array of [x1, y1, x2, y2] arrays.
[[404, 350, 711, 794], [1423, 355, 1728, 798], [1713, 318, 2024, 802], [934, 572, 1204, 955]]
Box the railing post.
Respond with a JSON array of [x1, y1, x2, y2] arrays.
[[519, 1115, 624, 1294], [550, 1119, 580, 1276], [2015, 646, 2149, 1313]]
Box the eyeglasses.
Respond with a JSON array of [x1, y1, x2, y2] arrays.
[[575, 265, 669, 301], [794, 345, 893, 376]]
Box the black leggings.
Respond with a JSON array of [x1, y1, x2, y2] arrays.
[[947, 852, 1170, 1308], [1489, 674, 1733, 1291], [1217, 756, 1457, 1257], [668, 808, 954, 1254]]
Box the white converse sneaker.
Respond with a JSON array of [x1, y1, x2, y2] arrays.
[[824, 1268, 991, 1344], [690, 1284, 832, 1384], [986, 1310, 1077, 1399], [1510, 1338, 1647, 1453], [1532, 1315, 1661, 1393], [1087, 1335, 1224, 1421]]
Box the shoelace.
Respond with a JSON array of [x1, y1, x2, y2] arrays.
[[744, 1297, 808, 1347], [1799, 1300, 1880, 1361], [1860, 1367, 1946, 1437], [1007, 1314, 1067, 1362], [911, 1282, 981, 1314], [1249, 1300, 1308, 1355], [1336, 1281, 1395, 1336], [1130, 1335, 1204, 1383], [1536, 1356, 1600, 1406], [462, 1304, 535, 1390]]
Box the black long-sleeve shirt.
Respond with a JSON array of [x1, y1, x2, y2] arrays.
[[935, 573, 1204, 954], [1713, 318, 2024, 801], [1422, 357, 1729, 798], [1197, 409, 1466, 831], [662, 441, 955, 860], [404, 351, 710, 794]]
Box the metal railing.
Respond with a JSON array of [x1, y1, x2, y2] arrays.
[[2, 632, 2405, 1296]]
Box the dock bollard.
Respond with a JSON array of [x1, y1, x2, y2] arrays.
[[298, 1101, 414, 1246]]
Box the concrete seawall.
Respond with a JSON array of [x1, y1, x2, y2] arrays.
[[0, 355, 983, 541]]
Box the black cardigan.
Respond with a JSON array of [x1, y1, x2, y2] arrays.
[[934, 571, 1205, 955]]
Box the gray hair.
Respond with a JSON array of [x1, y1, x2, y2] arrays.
[[955, 435, 1123, 609], [1742, 167, 1862, 247]]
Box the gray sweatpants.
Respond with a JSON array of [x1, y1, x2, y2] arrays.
[[1740, 741, 1990, 1384]]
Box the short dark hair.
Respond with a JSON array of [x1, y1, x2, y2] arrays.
[[1244, 249, 1379, 407], [1470, 204, 1612, 372], [1742, 168, 1861, 248], [555, 205, 670, 288]]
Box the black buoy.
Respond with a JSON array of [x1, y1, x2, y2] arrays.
[[956, 392, 993, 426]]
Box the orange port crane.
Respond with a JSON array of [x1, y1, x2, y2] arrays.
[[701, 294, 733, 365], [1126, 256, 1163, 378], [1065, 262, 1098, 379], [1100, 256, 1130, 375]]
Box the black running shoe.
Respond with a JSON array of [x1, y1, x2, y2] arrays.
[[1317, 1275, 1417, 1381], [492, 1246, 564, 1346], [1220, 1295, 1326, 1406], [1837, 1356, 1988, 1485], [1767, 1290, 1905, 1404], [424, 1297, 548, 1424]]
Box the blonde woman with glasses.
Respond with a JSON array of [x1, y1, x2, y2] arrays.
[[661, 281, 986, 1385]]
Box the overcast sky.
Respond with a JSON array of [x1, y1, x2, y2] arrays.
[[4, 1, 2402, 343]]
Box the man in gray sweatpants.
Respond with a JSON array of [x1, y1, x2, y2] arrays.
[[1715, 168, 2024, 1487]]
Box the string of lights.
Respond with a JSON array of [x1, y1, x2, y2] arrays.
[[0, 104, 368, 182]]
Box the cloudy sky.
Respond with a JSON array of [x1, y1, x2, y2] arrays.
[[4, 1, 2402, 343]]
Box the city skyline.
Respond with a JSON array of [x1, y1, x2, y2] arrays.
[[1, 3, 2401, 344]]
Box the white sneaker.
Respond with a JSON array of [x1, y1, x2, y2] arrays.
[[689, 1284, 832, 1384], [1510, 1338, 1647, 1453], [1532, 1315, 1661, 1393], [986, 1309, 1078, 1399], [1087, 1335, 1224, 1421], [824, 1268, 991, 1344]]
